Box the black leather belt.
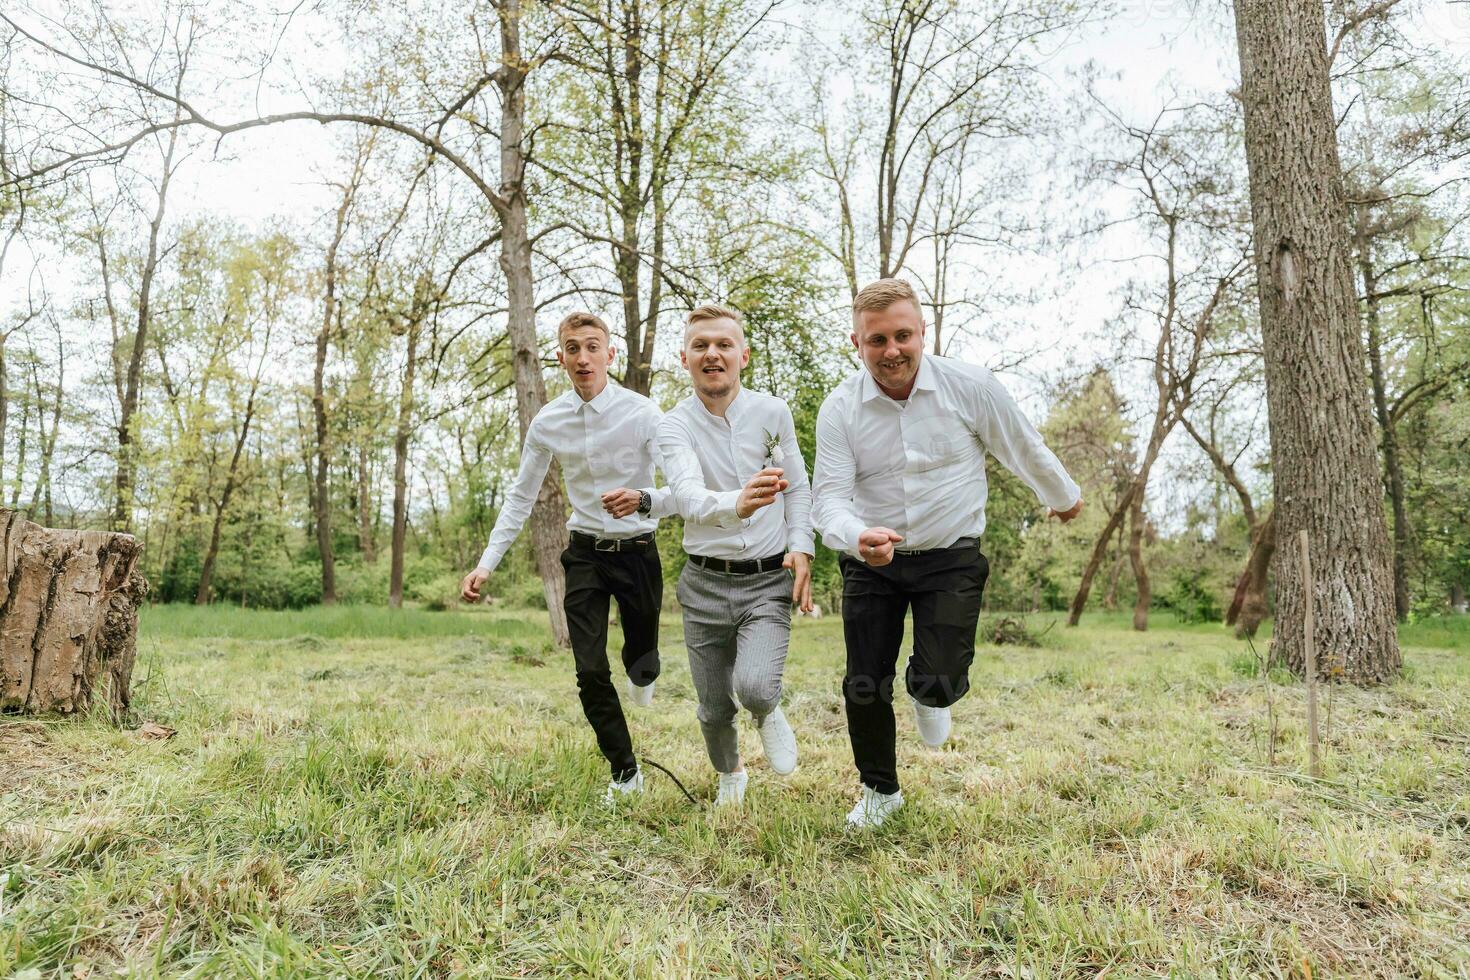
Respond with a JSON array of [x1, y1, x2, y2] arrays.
[[688, 552, 786, 575], [570, 531, 656, 553], [892, 536, 979, 557]]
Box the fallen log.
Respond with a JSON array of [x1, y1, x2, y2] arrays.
[[0, 509, 148, 719]]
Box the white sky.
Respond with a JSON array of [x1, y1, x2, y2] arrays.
[[6, 0, 1468, 521]]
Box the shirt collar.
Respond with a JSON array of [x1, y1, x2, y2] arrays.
[[860, 356, 936, 403], [575, 381, 617, 414], [695, 385, 746, 422]]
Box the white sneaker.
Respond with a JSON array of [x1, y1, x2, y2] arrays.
[[756, 706, 798, 775], [716, 770, 748, 807], [602, 768, 644, 805], [845, 786, 904, 829], [627, 678, 655, 707], [912, 700, 951, 747]]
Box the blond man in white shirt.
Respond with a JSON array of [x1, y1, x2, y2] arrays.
[[658, 303, 815, 806], [460, 311, 674, 805], [813, 279, 1083, 828]]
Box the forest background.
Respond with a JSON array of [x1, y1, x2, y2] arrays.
[[1, 0, 1467, 635]]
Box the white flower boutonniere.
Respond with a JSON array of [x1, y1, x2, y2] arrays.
[[763, 428, 784, 467]]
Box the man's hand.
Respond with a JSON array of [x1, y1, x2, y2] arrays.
[[1048, 497, 1084, 524], [601, 487, 642, 518], [736, 467, 788, 519], [784, 552, 814, 613], [460, 566, 491, 603], [857, 527, 903, 566]]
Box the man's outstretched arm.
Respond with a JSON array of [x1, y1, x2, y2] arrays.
[[971, 369, 1083, 520], [462, 427, 553, 601]]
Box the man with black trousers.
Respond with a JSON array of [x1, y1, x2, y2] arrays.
[[812, 279, 1084, 828], [461, 311, 673, 805]]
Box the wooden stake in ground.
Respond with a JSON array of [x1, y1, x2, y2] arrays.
[[0, 509, 148, 718], [1299, 529, 1320, 777]]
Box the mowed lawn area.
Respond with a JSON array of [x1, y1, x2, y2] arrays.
[[3, 605, 1468, 977]]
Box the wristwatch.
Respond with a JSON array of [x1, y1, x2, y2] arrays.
[[636, 490, 652, 515]]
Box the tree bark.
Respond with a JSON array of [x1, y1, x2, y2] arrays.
[[1233, 0, 1399, 683], [357, 443, 376, 563], [1128, 494, 1150, 631], [113, 120, 182, 533], [195, 380, 260, 605], [1228, 507, 1276, 638], [1356, 221, 1411, 621], [1, 509, 147, 718], [313, 182, 355, 607], [388, 307, 421, 609], [498, 0, 570, 647]]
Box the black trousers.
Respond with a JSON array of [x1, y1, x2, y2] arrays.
[[840, 544, 989, 795], [560, 539, 663, 782]]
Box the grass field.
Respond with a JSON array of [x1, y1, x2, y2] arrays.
[[2, 605, 1468, 977]]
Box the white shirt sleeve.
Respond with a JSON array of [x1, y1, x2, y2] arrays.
[[637, 403, 677, 519], [812, 396, 868, 555], [777, 405, 815, 555], [970, 369, 1081, 512], [477, 420, 554, 571], [657, 414, 742, 527]]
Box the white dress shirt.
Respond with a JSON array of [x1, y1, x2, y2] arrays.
[[658, 388, 815, 560], [477, 382, 674, 571], [812, 354, 1080, 556]]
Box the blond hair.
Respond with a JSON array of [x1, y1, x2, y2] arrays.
[[852, 278, 923, 326], [684, 302, 745, 344], [557, 311, 610, 342]]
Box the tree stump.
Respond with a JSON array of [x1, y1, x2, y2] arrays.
[[0, 509, 148, 719]]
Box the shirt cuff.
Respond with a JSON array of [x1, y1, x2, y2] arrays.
[[787, 530, 816, 556], [712, 489, 742, 528], [820, 514, 868, 556], [477, 547, 500, 572]]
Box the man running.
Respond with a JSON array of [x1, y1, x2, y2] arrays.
[[461, 311, 672, 805], [657, 303, 814, 806], [813, 279, 1083, 828]]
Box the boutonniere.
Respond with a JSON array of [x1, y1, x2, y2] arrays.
[[763, 428, 784, 467]]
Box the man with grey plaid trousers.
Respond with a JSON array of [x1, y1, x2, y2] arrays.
[[657, 302, 816, 807]]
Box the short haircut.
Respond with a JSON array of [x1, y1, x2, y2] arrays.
[[852, 278, 923, 327], [558, 311, 610, 342], [684, 302, 745, 344]]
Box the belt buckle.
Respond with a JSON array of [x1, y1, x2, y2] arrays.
[[594, 537, 619, 553]]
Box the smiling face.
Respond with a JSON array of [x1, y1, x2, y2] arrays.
[[681, 315, 748, 400], [852, 300, 926, 396], [556, 322, 615, 399]]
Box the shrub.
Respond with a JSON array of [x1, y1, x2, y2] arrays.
[[1162, 568, 1223, 624]]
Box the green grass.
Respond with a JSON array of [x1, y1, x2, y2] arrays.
[[3, 606, 1468, 977]]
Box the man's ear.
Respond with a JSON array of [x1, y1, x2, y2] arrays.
[[555, 348, 566, 367], [679, 348, 689, 370], [740, 345, 751, 368], [849, 332, 859, 350], [606, 344, 617, 364]]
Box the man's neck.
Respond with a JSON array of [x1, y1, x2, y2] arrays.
[[574, 377, 609, 402], [695, 382, 741, 419]]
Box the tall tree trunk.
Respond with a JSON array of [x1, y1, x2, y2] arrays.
[[1228, 507, 1276, 638], [195, 384, 259, 605], [498, 0, 570, 647], [1356, 222, 1411, 621], [1233, 0, 1399, 683], [357, 442, 376, 563], [114, 121, 182, 533], [1102, 544, 1124, 611], [314, 183, 356, 606], [1129, 494, 1150, 631], [389, 314, 420, 609], [9, 393, 26, 508], [30, 351, 61, 525]]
